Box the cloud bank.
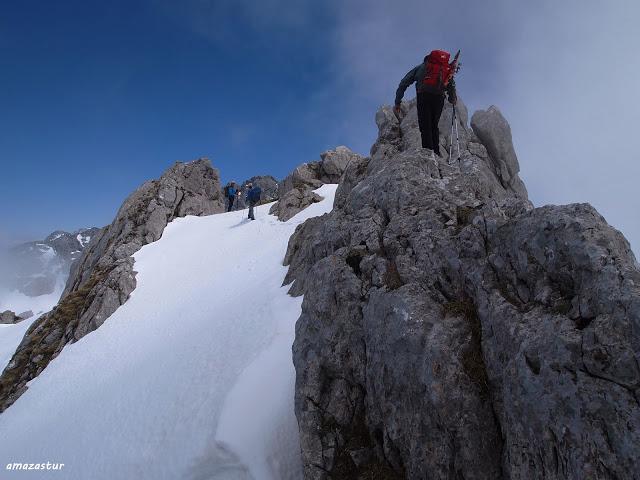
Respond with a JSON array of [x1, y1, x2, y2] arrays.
[[332, 0, 640, 254]]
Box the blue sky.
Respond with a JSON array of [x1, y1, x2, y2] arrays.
[[2, 0, 639, 255], [1, 0, 350, 241]]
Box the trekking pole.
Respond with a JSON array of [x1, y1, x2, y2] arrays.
[[448, 106, 456, 164], [453, 106, 461, 163]]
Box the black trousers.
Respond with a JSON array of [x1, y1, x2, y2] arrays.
[[416, 92, 445, 153], [227, 195, 235, 212], [248, 200, 256, 220]]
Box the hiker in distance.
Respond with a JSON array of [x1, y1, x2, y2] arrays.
[[246, 182, 262, 221], [394, 49, 459, 161], [224, 182, 238, 212]]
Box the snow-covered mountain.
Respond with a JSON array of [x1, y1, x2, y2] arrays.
[[0, 228, 100, 317]]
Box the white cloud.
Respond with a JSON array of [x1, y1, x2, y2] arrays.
[[501, 1, 640, 255]]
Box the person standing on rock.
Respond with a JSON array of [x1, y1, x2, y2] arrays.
[[394, 50, 458, 160], [246, 182, 262, 221]]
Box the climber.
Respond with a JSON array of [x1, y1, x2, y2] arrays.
[[224, 182, 237, 212], [246, 182, 262, 221], [394, 50, 458, 160]]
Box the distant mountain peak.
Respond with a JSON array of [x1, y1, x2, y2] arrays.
[[3, 227, 102, 300]]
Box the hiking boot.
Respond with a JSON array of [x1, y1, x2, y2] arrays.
[[424, 148, 436, 163]]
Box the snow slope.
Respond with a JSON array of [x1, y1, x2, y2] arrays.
[[0, 184, 338, 480], [0, 276, 66, 371]]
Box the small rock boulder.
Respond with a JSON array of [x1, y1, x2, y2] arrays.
[[269, 188, 323, 222], [471, 106, 525, 196], [0, 311, 22, 324], [271, 146, 364, 221], [17, 311, 33, 320]]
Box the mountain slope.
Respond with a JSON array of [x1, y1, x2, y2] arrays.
[[0, 185, 337, 480], [0, 159, 225, 411]]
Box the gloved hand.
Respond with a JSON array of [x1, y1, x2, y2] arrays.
[[448, 95, 457, 105], [394, 104, 404, 120]]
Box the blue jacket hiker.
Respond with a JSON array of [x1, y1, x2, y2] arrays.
[[224, 183, 237, 212], [246, 183, 262, 220]]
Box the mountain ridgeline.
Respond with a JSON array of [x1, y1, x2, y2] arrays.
[[0, 97, 638, 479]]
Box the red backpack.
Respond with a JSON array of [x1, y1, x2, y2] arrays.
[[423, 50, 453, 90]]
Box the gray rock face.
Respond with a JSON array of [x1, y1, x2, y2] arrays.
[[285, 99, 640, 479], [270, 146, 364, 221], [320, 146, 360, 182], [16, 311, 33, 321], [481, 203, 640, 479], [278, 163, 324, 197], [0, 311, 23, 324], [0, 158, 225, 412], [3, 228, 101, 297], [271, 188, 323, 222], [471, 106, 527, 197]]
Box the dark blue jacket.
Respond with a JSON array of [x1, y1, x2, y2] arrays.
[[247, 186, 262, 203]]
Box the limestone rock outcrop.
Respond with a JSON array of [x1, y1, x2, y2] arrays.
[[270, 146, 364, 221], [0, 159, 225, 412], [471, 105, 528, 198], [285, 98, 640, 479], [0, 311, 23, 324]]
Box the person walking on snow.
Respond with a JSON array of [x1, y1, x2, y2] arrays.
[[224, 182, 238, 212], [246, 182, 262, 220], [394, 50, 458, 160]]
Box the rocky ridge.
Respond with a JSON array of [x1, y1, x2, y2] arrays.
[[284, 98, 640, 479], [270, 146, 364, 221], [0, 159, 225, 412]]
